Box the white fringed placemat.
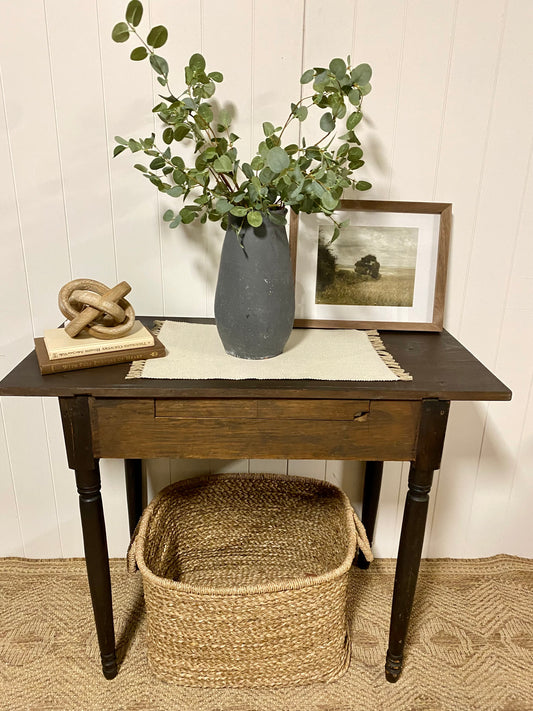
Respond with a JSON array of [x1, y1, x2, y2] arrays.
[[126, 321, 412, 381]]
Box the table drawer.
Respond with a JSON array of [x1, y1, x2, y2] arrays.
[[155, 398, 370, 421], [91, 398, 420, 461]]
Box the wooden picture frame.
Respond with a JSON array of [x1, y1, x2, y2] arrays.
[[289, 200, 451, 331]]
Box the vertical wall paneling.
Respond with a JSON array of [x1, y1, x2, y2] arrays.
[[0, 402, 24, 556], [500, 147, 533, 556], [0, 1, 71, 332], [455, 0, 533, 555], [152, 0, 209, 317], [351, 0, 409, 199], [41, 399, 83, 557], [388, 1, 456, 200], [458, 0, 533, 361], [0, 1, 71, 559], [0, 2, 531, 559], [2, 398, 62, 557], [44, 1, 117, 284], [145, 459, 171, 504], [424, 0, 508, 558], [503, 373, 533, 557], [96, 0, 163, 315], [99, 459, 130, 558], [325, 461, 365, 516], [434, 0, 507, 333]]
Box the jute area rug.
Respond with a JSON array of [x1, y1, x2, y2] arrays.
[[0, 555, 531, 711]]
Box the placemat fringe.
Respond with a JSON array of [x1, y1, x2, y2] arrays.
[[366, 330, 413, 381], [126, 320, 164, 379]]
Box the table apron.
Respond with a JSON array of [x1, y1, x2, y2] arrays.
[[90, 398, 421, 461]]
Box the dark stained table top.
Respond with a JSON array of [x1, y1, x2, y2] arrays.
[[0, 317, 511, 402]]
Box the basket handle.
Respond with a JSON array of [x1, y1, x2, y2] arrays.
[[352, 510, 374, 564]]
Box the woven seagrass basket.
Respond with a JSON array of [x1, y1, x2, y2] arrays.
[[127, 472, 373, 687]]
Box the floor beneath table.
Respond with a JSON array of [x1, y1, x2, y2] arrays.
[[0, 555, 531, 711]]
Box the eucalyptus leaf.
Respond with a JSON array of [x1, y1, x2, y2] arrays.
[[189, 53, 206, 72], [329, 58, 346, 79], [150, 54, 168, 76], [113, 144, 127, 157], [300, 69, 314, 84], [355, 180, 372, 191], [348, 88, 362, 107], [216, 198, 233, 214], [112, 22, 130, 43], [242, 163, 254, 179], [250, 156, 264, 171], [130, 46, 148, 61], [167, 185, 184, 197], [163, 209, 174, 221], [319, 112, 335, 132], [321, 192, 337, 211], [169, 216, 182, 228], [230, 206, 248, 217], [351, 63, 372, 85], [125, 0, 143, 26], [247, 211, 263, 228], [162, 127, 174, 144], [147, 25, 168, 49], [262, 121, 275, 137], [213, 154, 233, 173], [346, 111, 362, 130], [266, 146, 290, 173], [208, 71, 223, 82]]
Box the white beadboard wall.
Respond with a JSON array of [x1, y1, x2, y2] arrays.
[[1, 0, 532, 559]]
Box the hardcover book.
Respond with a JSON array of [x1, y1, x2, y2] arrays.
[[43, 320, 154, 360], [34, 334, 165, 375]]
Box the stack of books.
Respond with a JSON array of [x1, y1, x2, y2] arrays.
[[34, 320, 165, 374]]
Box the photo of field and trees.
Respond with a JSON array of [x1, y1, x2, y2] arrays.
[[315, 224, 418, 307]]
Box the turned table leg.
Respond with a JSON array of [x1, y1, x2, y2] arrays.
[[125, 459, 143, 537], [357, 460, 383, 569], [385, 399, 450, 683], [59, 396, 117, 680]]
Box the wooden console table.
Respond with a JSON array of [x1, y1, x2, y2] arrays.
[[0, 318, 511, 683]]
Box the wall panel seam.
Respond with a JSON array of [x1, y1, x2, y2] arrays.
[[42, 0, 73, 283], [39, 397, 63, 557], [432, 0, 459, 201], [0, 399, 25, 556], [148, 1, 166, 315], [492, 134, 533, 367], [0, 66, 36, 337], [456, 0, 509, 339], [503, 368, 533, 519], [94, 0, 120, 284], [386, 0, 409, 200]]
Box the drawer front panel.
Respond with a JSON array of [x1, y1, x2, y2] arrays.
[[156, 398, 257, 418], [91, 398, 420, 461]]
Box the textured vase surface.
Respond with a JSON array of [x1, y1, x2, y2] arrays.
[[214, 211, 295, 359]]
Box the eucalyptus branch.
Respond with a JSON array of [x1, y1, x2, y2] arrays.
[[113, 1, 373, 232]]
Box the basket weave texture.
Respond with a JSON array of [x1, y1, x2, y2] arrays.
[[128, 472, 373, 687]]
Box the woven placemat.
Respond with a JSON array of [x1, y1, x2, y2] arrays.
[[127, 321, 412, 381]]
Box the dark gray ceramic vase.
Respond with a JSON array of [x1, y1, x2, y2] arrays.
[[214, 210, 295, 359]]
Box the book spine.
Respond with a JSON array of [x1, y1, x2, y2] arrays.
[[39, 348, 163, 375], [47, 337, 154, 360]]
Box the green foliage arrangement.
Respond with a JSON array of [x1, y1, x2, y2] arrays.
[[112, 0, 372, 240]]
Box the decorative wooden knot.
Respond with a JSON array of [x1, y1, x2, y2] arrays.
[[58, 279, 136, 339]]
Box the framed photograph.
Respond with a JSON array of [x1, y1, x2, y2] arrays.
[[289, 200, 451, 331]]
